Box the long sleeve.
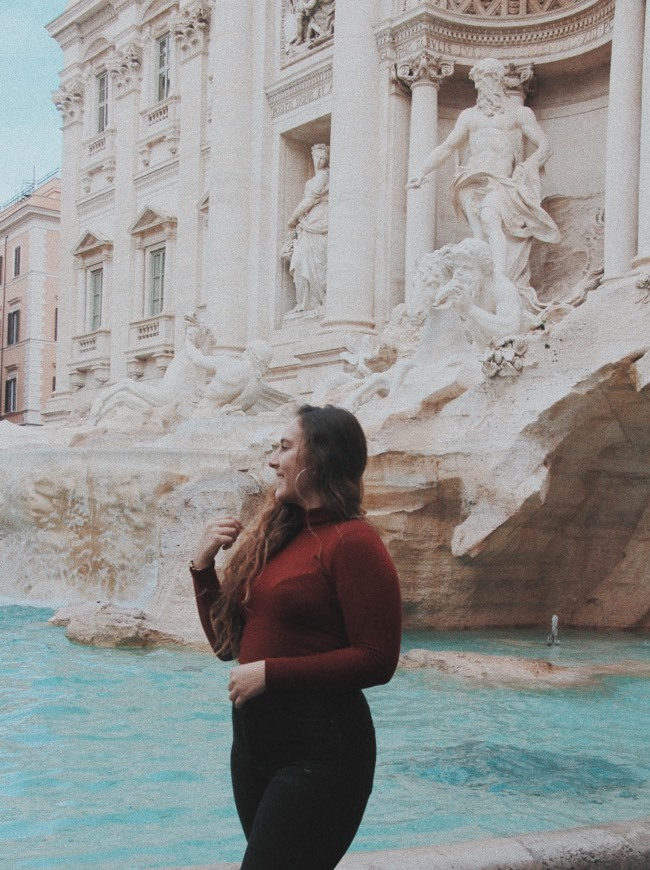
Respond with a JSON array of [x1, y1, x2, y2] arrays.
[[262, 522, 402, 692], [190, 562, 223, 654]]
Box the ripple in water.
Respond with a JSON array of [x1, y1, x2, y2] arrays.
[[2, 606, 650, 867]]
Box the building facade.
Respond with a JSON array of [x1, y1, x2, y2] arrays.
[[0, 178, 60, 425], [45, 0, 650, 418]]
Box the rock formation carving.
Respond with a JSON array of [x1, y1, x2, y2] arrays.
[[408, 57, 560, 310], [281, 144, 329, 314]]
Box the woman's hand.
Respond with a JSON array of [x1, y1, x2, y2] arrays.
[[192, 516, 242, 569], [228, 661, 266, 708]]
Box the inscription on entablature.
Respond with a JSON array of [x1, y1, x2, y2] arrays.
[[378, 0, 614, 65], [267, 65, 333, 118]]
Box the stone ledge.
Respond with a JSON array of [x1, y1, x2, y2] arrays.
[[169, 815, 650, 870]]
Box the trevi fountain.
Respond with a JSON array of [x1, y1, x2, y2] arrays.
[[2, 0, 650, 867]]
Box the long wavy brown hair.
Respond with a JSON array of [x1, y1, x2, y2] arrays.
[[209, 404, 368, 658]]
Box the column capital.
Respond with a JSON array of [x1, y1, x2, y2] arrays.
[[171, 2, 211, 58], [503, 62, 535, 103], [52, 77, 85, 126], [394, 53, 454, 94], [108, 43, 143, 96]]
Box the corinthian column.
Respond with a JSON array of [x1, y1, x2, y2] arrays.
[[322, 0, 382, 332], [603, 0, 645, 278], [635, 1, 650, 268], [204, 1, 253, 350], [397, 53, 453, 301]]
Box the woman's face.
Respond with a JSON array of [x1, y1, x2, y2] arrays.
[[268, 418, 321, 508]]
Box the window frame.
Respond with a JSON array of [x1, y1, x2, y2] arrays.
[[148, 247, 166, 316], [157, 33, 172, 103], [88, 266, 104, 332], [13, 246, 21, 278], [97, 71, 109, 133], [7, 309, 20, 346], [4, 375, 17, 414]]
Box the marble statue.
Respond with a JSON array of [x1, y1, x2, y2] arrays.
[[88, 314, 216, 423], [407, 57, 560, 309], [186, 339, 291, 416], [286, 0, 335, 52], [339, 239, 524, 414], [281, 143, 329, 313], [427, 238, 524, 348]]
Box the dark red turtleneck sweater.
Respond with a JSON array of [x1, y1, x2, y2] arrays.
[[191, 510, 402, 692]]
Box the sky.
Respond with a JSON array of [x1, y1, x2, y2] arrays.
[[0, 0, 68, 206]]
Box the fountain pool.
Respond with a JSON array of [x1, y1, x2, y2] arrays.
[[2, 605, 649, 869]]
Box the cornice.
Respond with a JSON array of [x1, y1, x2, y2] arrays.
[[266, 61, 333, 120], [48, 1, 119, 48], [375, 0, 614, 66]]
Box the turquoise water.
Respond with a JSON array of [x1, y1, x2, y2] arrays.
[[2, 606, 649, 869]]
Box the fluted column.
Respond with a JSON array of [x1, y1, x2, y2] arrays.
[[322, 0, 382, 332], [635, 1, 650, 268], [398, 53, 453, 302], [603, 0, 645, 278], [51, 77, 85, 396], [205, 1, 253, 350]]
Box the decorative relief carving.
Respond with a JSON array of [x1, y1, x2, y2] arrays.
[[394, 52, 454, 92], [377, 0, 614, 65], [266, 63, 332, 118], [81, 157, 116, 195], [171, 2, 211, 56], [402, 0, 584, 15], [482, 337, 528, 378], [52, 78, 85, 124], [108, 43, 143, 93], [283, 0, 335, 61], [636, 275, 650, 304]]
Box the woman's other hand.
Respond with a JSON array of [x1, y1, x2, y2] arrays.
[[192, 516, 242, 569], [228, 661, 266, 708]]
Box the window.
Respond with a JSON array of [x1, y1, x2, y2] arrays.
[[157, 34, 171, 102], [149, 248, 165, 315], [54, 307, 58, 341], [0, 255, 3, 284], [97, 72, 109, 133], [13, 246, 20, 277], [4, 376, 17, 414], [7, 310, 19, 345], [88, 268, 103, 331]]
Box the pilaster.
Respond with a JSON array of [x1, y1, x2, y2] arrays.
[[603, 0, 645, 278], [634, 1, 650, 269], [204, 0, 254, 351], [322, 0, 383, 333]]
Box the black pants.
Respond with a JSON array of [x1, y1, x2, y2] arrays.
[[230, 689, 376, 870]]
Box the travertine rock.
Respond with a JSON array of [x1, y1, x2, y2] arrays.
[[2, 275, 649, 644]]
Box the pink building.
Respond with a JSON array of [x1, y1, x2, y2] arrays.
[[0, 178, 60, 425]]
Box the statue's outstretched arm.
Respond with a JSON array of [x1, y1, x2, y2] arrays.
[[408, 112, 470, 189], [184, 337, 219, 373]]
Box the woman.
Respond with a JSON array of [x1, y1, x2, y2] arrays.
[[190, 404, 402, 870]]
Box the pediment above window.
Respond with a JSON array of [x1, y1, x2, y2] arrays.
[[72, 231, 113, 259], [129, 206, 177, 239]]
